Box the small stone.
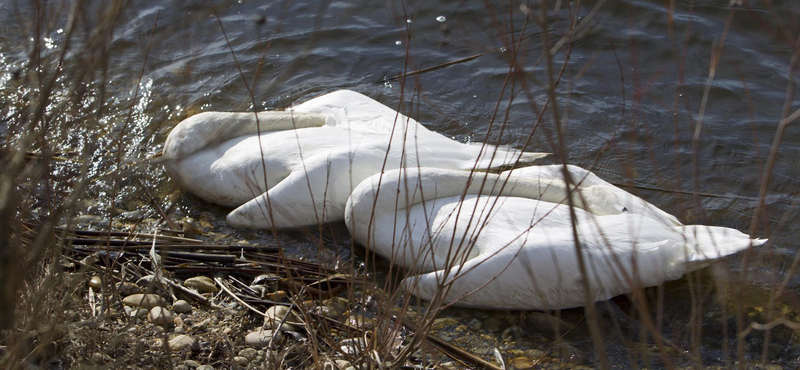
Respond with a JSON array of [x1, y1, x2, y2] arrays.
[[130, 308, 149, 319], [123, 294, 166, 309], [511, 356, 536, 369], [335, 360, 352, 369], [524, 312, 571, 335], [193, 318, 210, 330], [185, 360, 200, 368], [184, 276, 218, 294], [197, 366, 214, 370], [233, 356, 248, 366], [120, 210, 142, 220], [467, 318, 482, 330], [432, 317, 459, 330], [88, 276, 102, 290], [265, 305, 299, 331], [238, 348, 258, 360], [148, 306, 173, 326], [136, 275, 158, 287], [173, 300, 192, 314], [245, 329, 280, 348], [265, 290, 287, 301], [179, 221, 203, 239], [502, 326, 523, 342], [116, 282, 141, 296], [168, 334, 199, 351], [175, 326, 186, 334]]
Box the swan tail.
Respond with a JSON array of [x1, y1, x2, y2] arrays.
[[680, 225, 765, 263], [470, 147, 548, 171]]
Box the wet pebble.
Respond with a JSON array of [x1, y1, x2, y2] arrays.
[[179, 220, 203, 239], [169, 334, 199, 351], [185, 360, 200, 368], [173, 300, 192, 313], [467, 318, 482, 330], [148, 306, 173, 326], [245, 329, 280, 348], [502, 326, 523, 342], [511, 356, 536, 369], [432, 317, 459, 330], [197, 365, 214, 370], [184, 276, 218, 293], [73, 215, 105, 227], [123, 294, 166, 309], [119, 210, 142, 221]]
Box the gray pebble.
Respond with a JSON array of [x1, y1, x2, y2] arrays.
[[233, 356, 248, 366], [123, 294, 166, 309], [245, 329, 279, 348], [148, 306, 173, 326], [173, 300, 192, 314], [168, 335, 199, 352]]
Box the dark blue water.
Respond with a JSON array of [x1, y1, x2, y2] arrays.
[[1, 0, 799, 368]]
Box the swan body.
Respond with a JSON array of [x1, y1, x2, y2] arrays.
[[344, 166, 765, 310], [163, 90, 545, 230]]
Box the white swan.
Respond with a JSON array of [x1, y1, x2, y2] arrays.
[[163, 90, 545, 230], [344, 165, 765, 310]]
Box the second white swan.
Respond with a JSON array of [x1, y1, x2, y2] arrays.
[[344, 165, 764, 310]]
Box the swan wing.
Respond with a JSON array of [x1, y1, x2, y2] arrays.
[[504, 165, 682, 225]]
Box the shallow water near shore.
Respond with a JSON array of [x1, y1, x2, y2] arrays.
[[2, 0, 800, 368]]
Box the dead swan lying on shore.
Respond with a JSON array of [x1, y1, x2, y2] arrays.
[[344, 166, 765, 310], [163, 90, 545, 230]]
